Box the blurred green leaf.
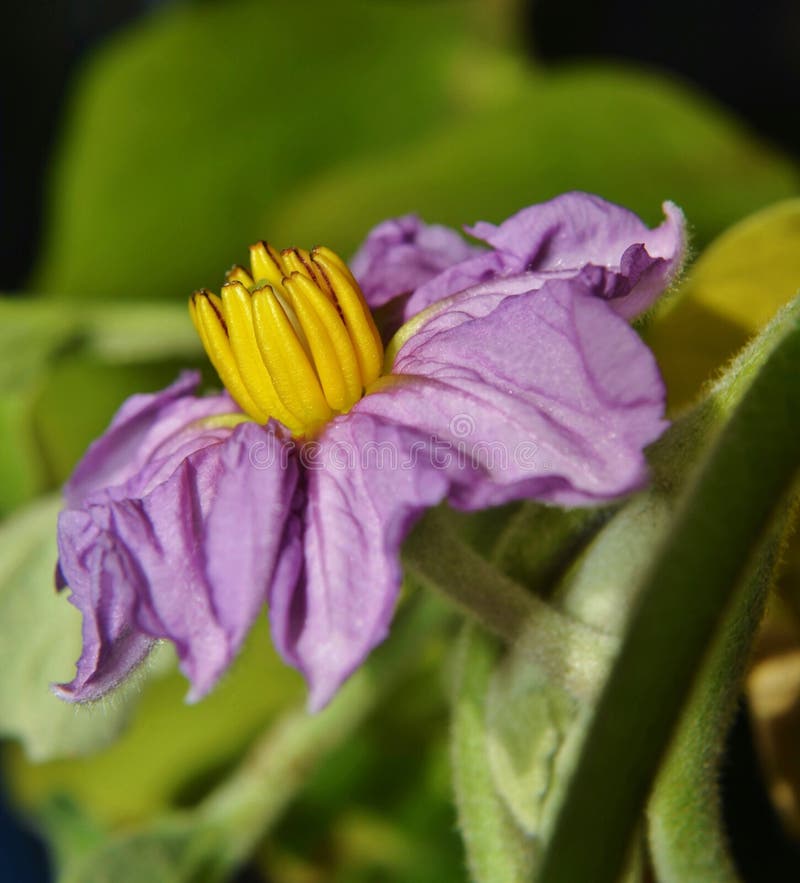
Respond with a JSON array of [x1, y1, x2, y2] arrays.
[[57, 816, 229, 883], [0, 300, 78, 392], [647, 198, 800, 410], [273, 65, 799, 257], [33, 354, 192, 486], [38, 796, 107, 878], [0, 394, 47, 514], [0, 496, 143, 760], [0, 298, 203, 508], [0, 298, 75, 511], [34, 0, 496, 301], [7, 612, 303, 825], [33, 0, 797, 305], [0, 299, 198, 367], [536, 297, 800, 883]]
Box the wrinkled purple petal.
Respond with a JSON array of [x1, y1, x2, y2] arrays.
[[269, 414, 457, 711], [53, 508, 155, 702], [350, 214, 483, 308], [204, 425, 301, 655], [56, 423, 299, 703], [362, 276, 667, 508], [65, 371, 236, 509], [404, 193, 685, 320]]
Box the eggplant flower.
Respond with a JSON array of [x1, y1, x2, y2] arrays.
[[55, 192, 685, 710]]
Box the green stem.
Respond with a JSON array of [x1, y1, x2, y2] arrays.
[[404, 507, 615, 701]]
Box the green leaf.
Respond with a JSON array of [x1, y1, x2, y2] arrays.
[[0, 394, 47, 515], [0, 300, 78, 392], [450, 624, 535, 883], [34, 0, 797, 304], [272, 64, 799, 258], [32, 353, 193, 486], [264, 664, 464, 883], [0, 299, 199, 366], [485, 654, 577, 838], [535, 297, 800, 883], [0, 298, 75, 511], [461, 290, 770, 879], [0, 299, 202, 511], [647, 198, 800, 410], [34, 0, 493, 301], [0, 496, 146, 760]]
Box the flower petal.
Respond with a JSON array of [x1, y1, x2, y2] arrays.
[[350, 214, 483, 308], [55, 423, 299, 702], [365, 277, 667, 508], [65, 371, 236, 509], [204, 425, 301, 655], [52, 508, 155, 702], [269, 413, 456, 711], [404, 193, 685, 320]]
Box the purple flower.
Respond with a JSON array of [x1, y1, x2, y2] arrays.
[[55, 193, 684, 711]]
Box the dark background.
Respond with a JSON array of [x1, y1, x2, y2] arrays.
[[0, 1, 798, 880]]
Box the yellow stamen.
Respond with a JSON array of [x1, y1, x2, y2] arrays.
[[225, 264, 255, 288], [190, 291, 271, 424], [249, 241, 286, 291], [283, 272, 362, 410], [220, 282, 302, 431], [189, 243, 385, 436], [311, 248, 383, 386], [281, 247, 325, 289], [251, 287, 333, 430]]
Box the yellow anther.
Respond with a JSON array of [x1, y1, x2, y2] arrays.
[[225, 264, 255, 288], [190, 244, 386, 436], [251, 287, 333, 431], [249, 241, 286, 291], [312, 248, 383, 386], [312, 245, 358, 287], [283, 272, 362, 410], [281, 248, 326, 290], [190, 291, 271, 424], [220, 282, 302, 431]]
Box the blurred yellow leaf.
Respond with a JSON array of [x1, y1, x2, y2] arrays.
[[648, 199, 800, 411], [687, 199, 800, 332]]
